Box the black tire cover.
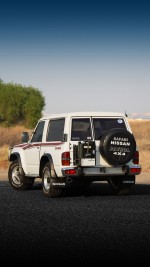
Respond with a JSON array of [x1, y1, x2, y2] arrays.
[[99, 128, 136, 166]]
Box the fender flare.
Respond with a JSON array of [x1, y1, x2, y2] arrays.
[[9, 152, 25, 178], [40, 153, 57, 178], [9, 152, 23, 170]]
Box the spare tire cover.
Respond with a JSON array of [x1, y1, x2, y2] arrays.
[[100, 128, 136, 166]]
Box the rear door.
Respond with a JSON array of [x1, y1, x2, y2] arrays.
[[70, 117, 93, 166], [92, 117, 127, 166]]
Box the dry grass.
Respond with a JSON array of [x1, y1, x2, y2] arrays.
[[0, 120, 150, 171], [129, 119, 150, 172], [0, 125, 32, 147], [0, 145, 10, 169], [0, 126, 32, 169]]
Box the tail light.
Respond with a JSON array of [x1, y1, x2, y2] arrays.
[[62, 152, 70, 166], [133, 151, 139, 165], [130, 167, 141, 174], [64, 169, 76, 175]]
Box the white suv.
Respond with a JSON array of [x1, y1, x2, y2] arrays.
[[8, 112, 141, 197]]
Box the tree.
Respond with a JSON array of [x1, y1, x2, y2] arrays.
[[0, 81, 45, 128], [23, 87, 45, 128]]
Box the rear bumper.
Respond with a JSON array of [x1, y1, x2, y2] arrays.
[[62, 165, 142, 177], [62, 167, 82, 177]]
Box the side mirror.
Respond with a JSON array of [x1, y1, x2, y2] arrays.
[[22, 132, 29, 143]]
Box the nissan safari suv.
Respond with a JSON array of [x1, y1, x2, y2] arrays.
[[8, 112, 141, 197]]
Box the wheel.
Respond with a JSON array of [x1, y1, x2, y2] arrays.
[[108, 176, 135, 195], [100, 128, 136, 165], [8, 159, 34, 190], [42, 162, 62, 198]]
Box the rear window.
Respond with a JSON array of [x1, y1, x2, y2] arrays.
[[71, 118, 92, 141], [93, 118, 126, 140]]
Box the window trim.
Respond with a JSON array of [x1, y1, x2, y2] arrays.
[[30, 120, 45, 143]]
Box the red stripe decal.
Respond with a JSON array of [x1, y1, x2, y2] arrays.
[[23, 142, 64, 150]]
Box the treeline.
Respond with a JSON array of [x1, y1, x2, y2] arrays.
[[0, 80, 45, 128]]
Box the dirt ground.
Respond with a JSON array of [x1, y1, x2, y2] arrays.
[[0, 169, 150, 184], [0, 169, 8, 180]]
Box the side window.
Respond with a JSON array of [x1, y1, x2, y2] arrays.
[[31, 121, 45, 142], [47, 119, 65, 141], [71, 118, 92, 141]]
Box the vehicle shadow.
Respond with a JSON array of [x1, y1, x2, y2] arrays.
[[63, 182, 150, 197], [0, 180, 43, 190], [2, 181, 150, 197]]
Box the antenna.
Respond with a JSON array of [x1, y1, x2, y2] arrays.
[[125, 110, 128, 117]]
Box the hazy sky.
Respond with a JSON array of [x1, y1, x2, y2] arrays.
[[0, 0, 150, 115]]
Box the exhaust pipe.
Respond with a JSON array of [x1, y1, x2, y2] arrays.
[[66, 177, 73, 183]]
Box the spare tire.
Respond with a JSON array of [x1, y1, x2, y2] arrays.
[[99, 128, 136, 166]]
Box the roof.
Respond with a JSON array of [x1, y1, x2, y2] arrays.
[[40, 111, 126, 120]]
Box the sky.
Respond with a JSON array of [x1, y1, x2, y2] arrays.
[[0, 0, 150, 115]]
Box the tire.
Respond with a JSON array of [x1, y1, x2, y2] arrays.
[[108, 176, 135, 195], [42, 162, 62, 198], [100, 128, 136, 166], [8, 159, 34, 190]]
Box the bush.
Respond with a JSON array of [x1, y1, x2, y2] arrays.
[[0, 80, 45, 128]]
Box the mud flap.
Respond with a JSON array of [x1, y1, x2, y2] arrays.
[[51, 178, 66, 188], [122, 176, 135, 185]]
